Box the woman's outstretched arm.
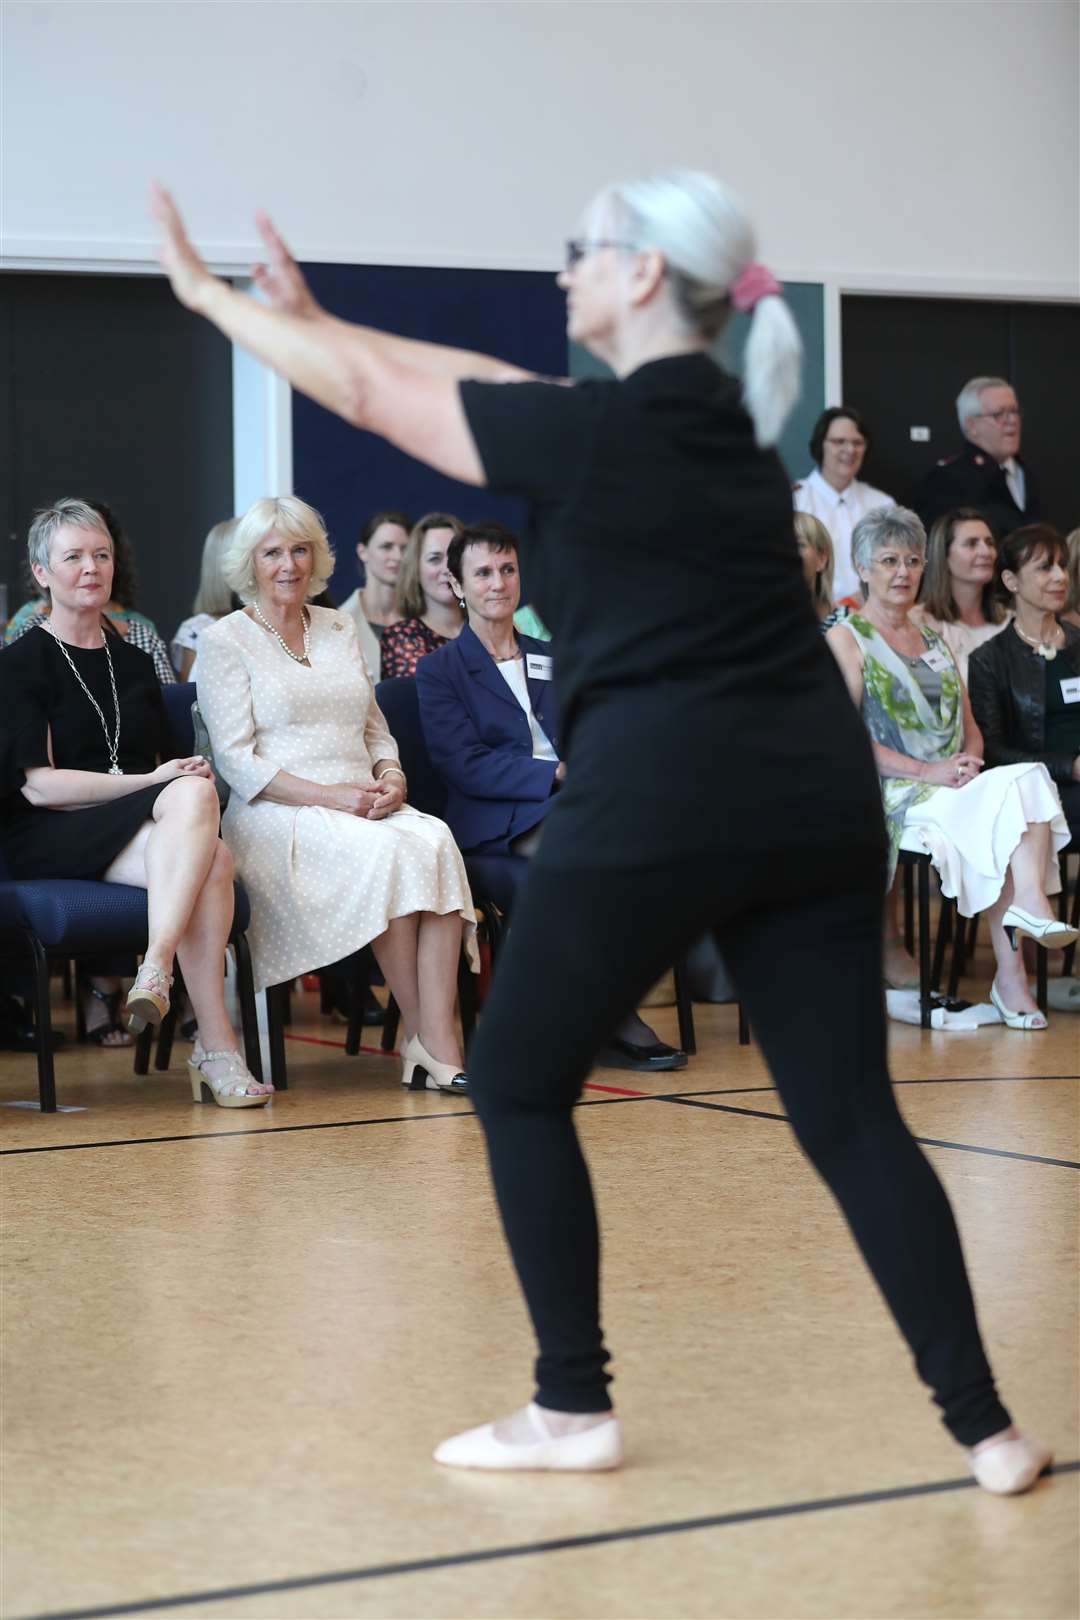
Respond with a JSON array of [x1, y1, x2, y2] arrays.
[[150, 185, 530, 483]]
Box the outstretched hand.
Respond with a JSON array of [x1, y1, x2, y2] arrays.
[[150, 182, 220, 314], [252, 210, 319, 318], [150, 184, 319, 323]]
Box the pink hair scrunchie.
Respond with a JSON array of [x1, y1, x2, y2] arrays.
[[730, 261, 782, 312]]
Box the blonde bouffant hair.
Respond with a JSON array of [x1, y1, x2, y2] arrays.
[[222, 496, 335, 604]]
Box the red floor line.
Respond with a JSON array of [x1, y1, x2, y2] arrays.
[[581, 1080, 651, 1097], [283, 1032, 399, 1057]]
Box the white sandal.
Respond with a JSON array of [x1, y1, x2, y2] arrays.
[[188, 1040, 271, 1108], [989, 981, 1047, 1031], [1001, 905, 1079, 952], [125, 962, 173, 1032]]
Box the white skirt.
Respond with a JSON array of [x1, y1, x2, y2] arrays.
[[903, 761, 1069, 917]]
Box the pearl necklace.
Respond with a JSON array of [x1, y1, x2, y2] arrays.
[[253, 602, 311, 664], [1014, 620, 1061, 662], [42, 622, 123, 773]]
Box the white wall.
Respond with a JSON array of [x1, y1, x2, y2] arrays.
[[3, 0, 1078, 292]]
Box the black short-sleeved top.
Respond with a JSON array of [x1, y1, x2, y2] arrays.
[[460, 354, 881, 867], [0, 624, 172, 879]]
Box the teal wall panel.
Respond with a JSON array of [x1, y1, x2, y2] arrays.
[[569, 280, 824, 483]]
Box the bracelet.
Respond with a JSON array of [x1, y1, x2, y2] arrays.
[[375, 766, 406, 786]]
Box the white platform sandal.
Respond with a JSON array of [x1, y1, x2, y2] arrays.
[[188, 1040, 271, 1108]]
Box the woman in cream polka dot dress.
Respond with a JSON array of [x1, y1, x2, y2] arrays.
[[197, 495, 477, 1093]]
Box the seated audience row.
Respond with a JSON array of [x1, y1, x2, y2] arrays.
[[825, 506, 1075, 1031]]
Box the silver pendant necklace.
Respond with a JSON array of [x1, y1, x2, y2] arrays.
[[253, 602, 310, 664], [1014, 620, 1060, 661], [43, 621, 123, 773]]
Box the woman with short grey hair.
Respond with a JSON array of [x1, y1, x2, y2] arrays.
[[0, 499, 269, 1099], [828, 505, 1073, 1032]]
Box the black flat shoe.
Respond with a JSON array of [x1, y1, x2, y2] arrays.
[[596, 1037, 687, 1073]]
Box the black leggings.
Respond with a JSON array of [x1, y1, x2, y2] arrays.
[[467, 841, 1011, 1448]]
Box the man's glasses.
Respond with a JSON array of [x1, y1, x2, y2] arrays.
[[564, 239, 637, 269], [973, 407, 1021, 423]]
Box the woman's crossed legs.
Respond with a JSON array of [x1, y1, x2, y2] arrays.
[[103, 775, 270, 1095]]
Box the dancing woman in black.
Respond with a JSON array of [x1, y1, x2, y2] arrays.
[[153, 170, 1048, 1495]]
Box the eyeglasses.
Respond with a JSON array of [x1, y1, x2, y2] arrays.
[[973, 407, 1021, 423], [824, 437, 867, 451], [872, 552, 924, 572], [564, 239, 637, 269]]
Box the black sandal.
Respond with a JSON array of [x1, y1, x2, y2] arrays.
[[82, 984, 134, 1047]]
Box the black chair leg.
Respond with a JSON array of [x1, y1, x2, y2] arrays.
[[381, 996, 401, 1052], [737, 1001, 750, 1046], [917, 858, 932, 1029], [232, 934, 263, 1085], [26, 932, 56, 1113], [673, 958, 696, 1055], [930, 899, 952, 995], [266, 983, 289, 1090], [902, 861, 914, 956], [1062, 854, 1079, 978], [154, 1001, 179, 1072], [1036, 947, 1048, 1014], [458, 953, 477, 1048], [133, 1024, 154, 1075]]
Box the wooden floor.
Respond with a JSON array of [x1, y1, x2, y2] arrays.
[[2, 953, 1078, 1620]]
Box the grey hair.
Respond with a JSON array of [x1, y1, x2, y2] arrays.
[[851, 505, 927, 587], [956, 376, 1012, 432], [27, 498, 112, 577], [193, 518, 239, 616], [588, 168, 801, 449], [222, 496, 335, 604]]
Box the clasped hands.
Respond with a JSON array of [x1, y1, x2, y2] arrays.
[[323, 778, 405, 820], [923, 753, 983, 789]]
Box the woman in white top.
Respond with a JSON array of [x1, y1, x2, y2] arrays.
[[337, 508, 409, 682], [911, 508, 1011, 684], [793, 407, 892, 605], [171, 518, 238, 680], [197, 495, 478, 1095]]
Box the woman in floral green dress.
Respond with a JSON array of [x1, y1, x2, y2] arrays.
[[828, 506, 1074, 1029]]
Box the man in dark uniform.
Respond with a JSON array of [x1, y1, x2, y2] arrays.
[[917, 375, 1041, 538]]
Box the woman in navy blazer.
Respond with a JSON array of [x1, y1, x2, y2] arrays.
[[415, 537, 560, 857], [416, 522, 683, 1075]]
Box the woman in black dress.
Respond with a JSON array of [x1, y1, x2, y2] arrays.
[[0, 499, 272, 1106], [153, 171, 1047, 1491]]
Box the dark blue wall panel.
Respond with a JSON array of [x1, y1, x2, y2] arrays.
[[294, 264, 567, 602]]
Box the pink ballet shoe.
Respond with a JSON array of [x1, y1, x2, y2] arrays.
[[434, 1403, 624, 1472], [968, 1431, 1052, 1495]]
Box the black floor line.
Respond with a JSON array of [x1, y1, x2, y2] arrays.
[[0, 1090, 664, 1156], [18, 1461, 1078, 1620], [662, 1096, 1080, 1169]]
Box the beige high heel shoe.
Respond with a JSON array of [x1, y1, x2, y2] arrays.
[[400, 1035, 468, 1095], [125, 962, 173, 1032], [188, 1040, 271, 1108]]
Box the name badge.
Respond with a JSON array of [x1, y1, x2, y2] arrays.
[[1060, 676, 1080, 704], [526, 654, 553, 681], [921, 648, 952, 674]]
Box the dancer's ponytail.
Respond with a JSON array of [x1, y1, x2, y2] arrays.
[[593, 168, 802, 449]]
